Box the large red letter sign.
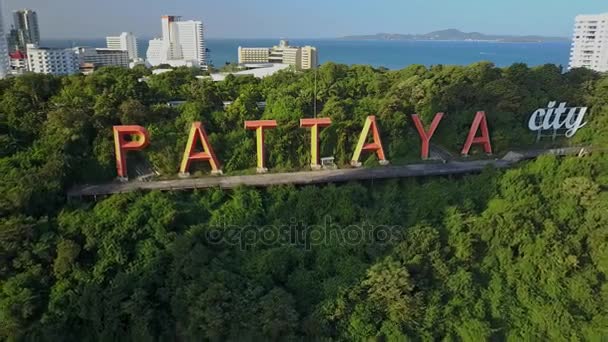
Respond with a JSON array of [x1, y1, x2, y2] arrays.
[[412, 113, 444, 159], [461, 111, 492, 155], [113, 125, 150, 180], [179, 122, 222, 176], [245, 120, 278, 173], [300, 118, 332, 169], [351, 116, 389, 167]]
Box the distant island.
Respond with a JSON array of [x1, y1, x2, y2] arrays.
[[341, 29, 569, 43]]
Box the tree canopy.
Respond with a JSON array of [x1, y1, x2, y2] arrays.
[[0, 63, 607, 340]]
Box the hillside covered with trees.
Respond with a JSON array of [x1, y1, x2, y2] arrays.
[[1, 63, 608, 340]]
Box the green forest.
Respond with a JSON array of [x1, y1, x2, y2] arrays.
[[1, 62, 608, 340]]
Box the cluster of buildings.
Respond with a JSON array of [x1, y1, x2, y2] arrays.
[[0, 8, 209, 77], [1, 6, 608, 79], [238, 40, 318, 70], [0, 6, 320, 80], [569, 12, 608, 72], [17, 34, 140, 76], [0, 5, 320, 80], [0, 7, 142, 76], [206, 40, 318, 81]]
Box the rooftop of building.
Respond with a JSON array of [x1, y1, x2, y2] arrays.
[[26, 44, 71, 51], [241, 63, 276, 68], [575, 13, 608, 18], [107, 32, 136, 37], [13, 8, 36, 13], [95, 48, 129, 53], [210, 63, 291, 81], [240, 40, 317, 51]]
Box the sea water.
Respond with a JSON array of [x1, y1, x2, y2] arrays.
[[41, 38, 571, 70]]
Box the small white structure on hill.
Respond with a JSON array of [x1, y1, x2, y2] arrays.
[[210, 63, 291, 81]]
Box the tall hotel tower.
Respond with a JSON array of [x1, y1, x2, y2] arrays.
[[569, 13, 608, 72], [12, 9, 40, 50], [106, 32, 139, 60], [0, 1, 9, 78], [146, 16, 206, 68]]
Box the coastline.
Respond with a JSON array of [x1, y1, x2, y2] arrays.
[[39, 38, 571, 70], [337, 38, 569, 43]]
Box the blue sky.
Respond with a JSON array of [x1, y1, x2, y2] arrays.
[[4, 0, 607, 39]]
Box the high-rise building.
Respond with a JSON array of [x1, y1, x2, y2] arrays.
[[238, 40, 318, 70], [301, 46, 318, 70], [26, 44, 79, 75], [106, 32, 139, 60], [7, 28, 20, 53], [146, 16, 206, 69], [569, 13, 608, 72], [13, 9, 40, 52], [0, 2, 9, 78]]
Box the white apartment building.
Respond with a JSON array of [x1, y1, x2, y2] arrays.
[[146, 16, 207, 69], [569, 13, 608, 72], [74, 47, 130, 68], [238, 40, 318, 70], [26, 44, 79, 75], [0, 3, 9, 78], [106, 32, 139, 60]]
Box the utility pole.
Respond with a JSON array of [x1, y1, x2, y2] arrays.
[[313, 66, 317, 118]]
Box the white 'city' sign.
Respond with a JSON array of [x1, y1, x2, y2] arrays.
[[528, 101, 588, 138]]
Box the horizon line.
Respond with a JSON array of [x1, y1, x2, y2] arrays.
[[39, 29, 571, 41], [40, 35, 571, 41]]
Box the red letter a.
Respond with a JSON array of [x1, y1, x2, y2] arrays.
[[461, 111, 492, 155]]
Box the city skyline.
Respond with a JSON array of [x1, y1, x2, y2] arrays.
[[3, 0, 607, 39]]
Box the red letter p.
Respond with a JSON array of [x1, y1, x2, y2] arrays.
[[113, 125, 150, 180]]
